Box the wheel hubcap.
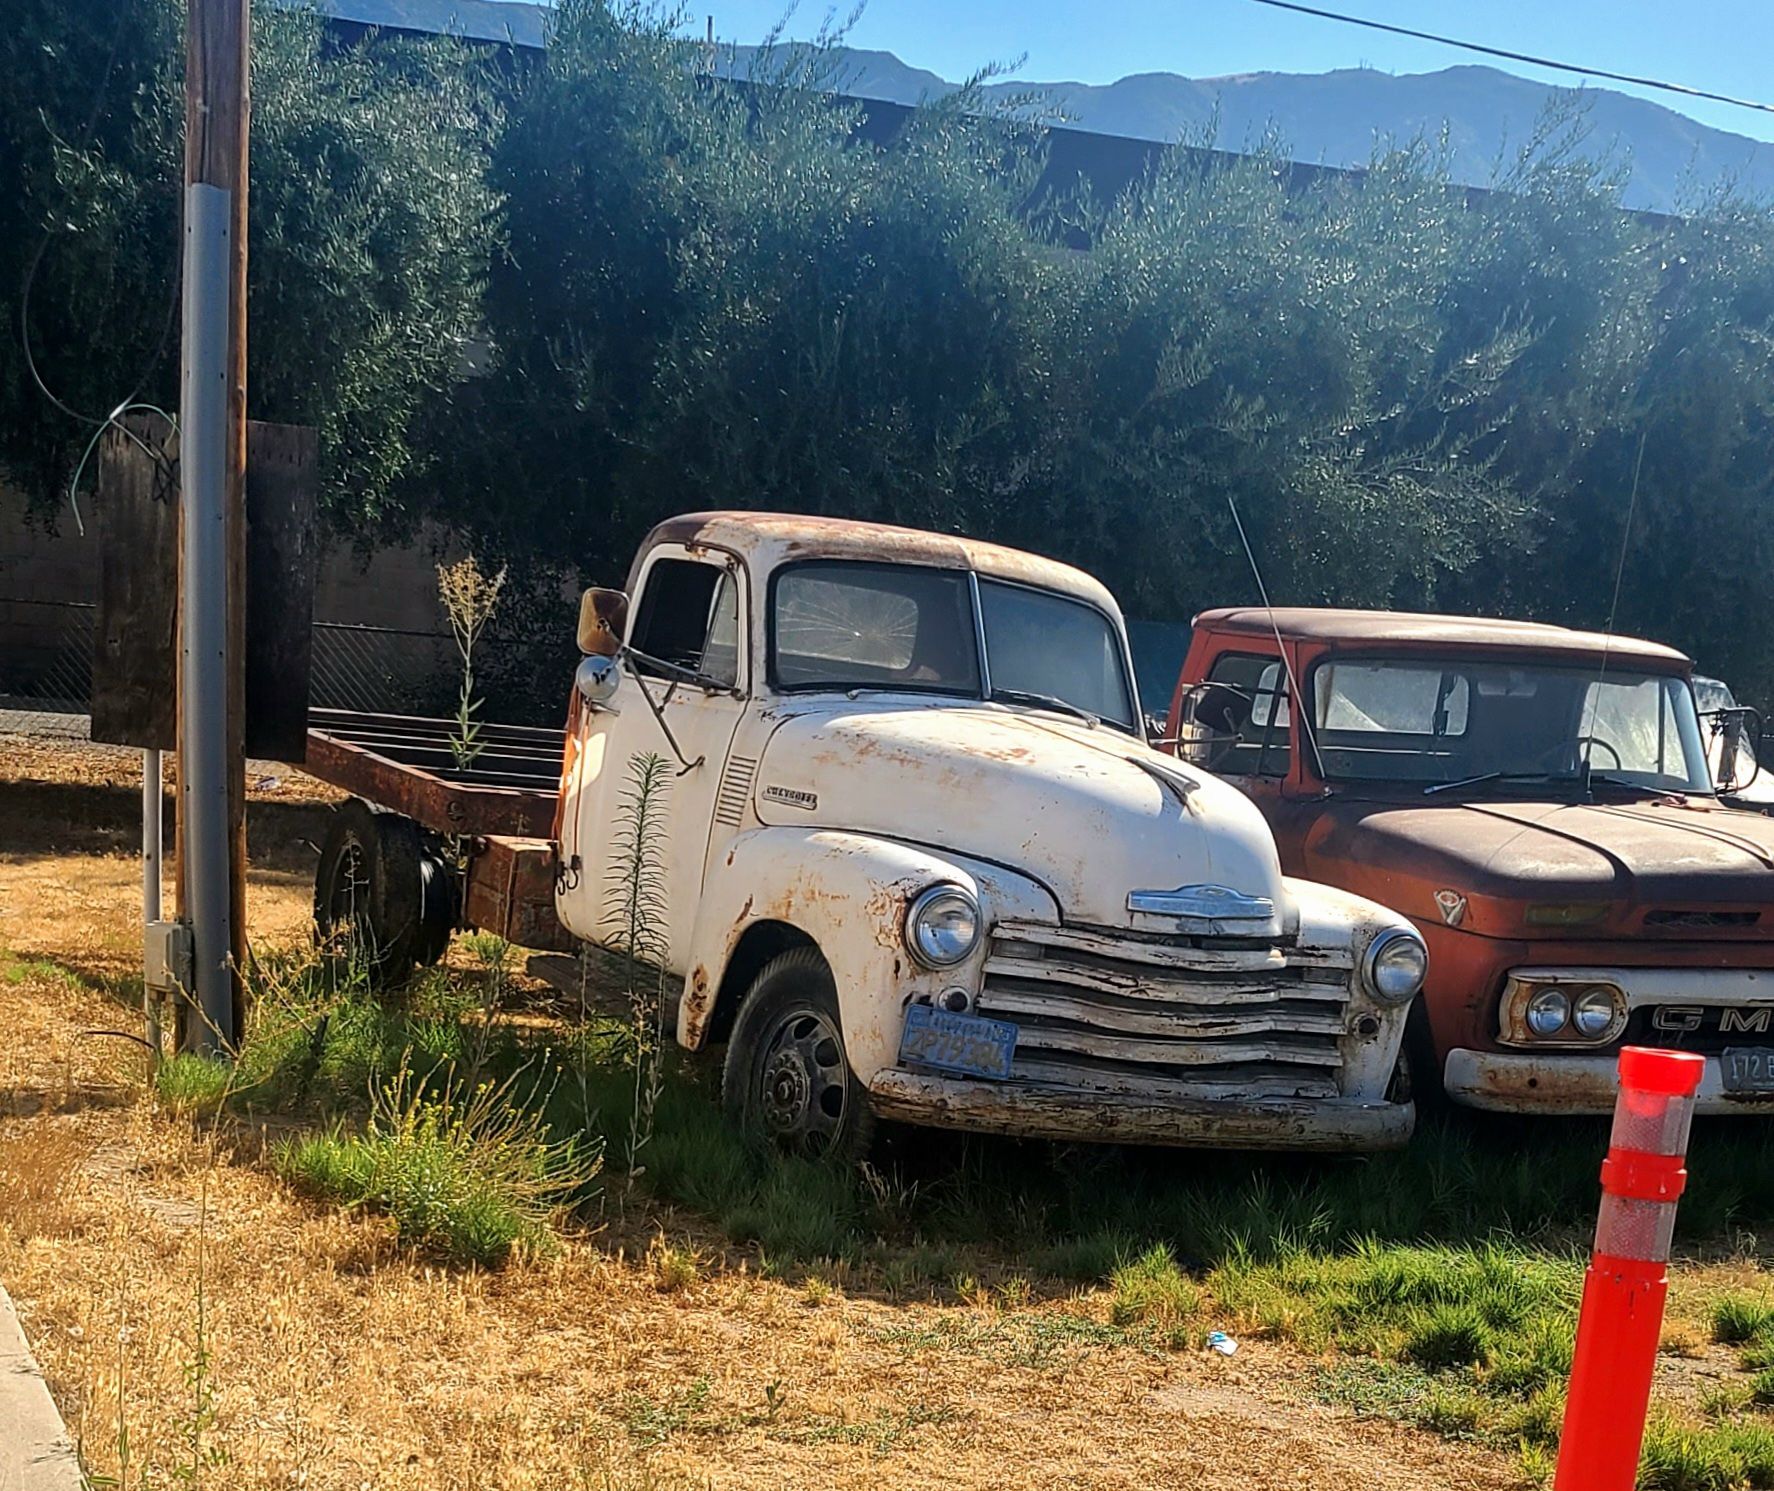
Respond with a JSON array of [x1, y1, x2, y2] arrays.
[[758, 1008, 849, 1152]]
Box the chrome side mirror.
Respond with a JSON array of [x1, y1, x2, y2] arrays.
[[575, 652, 620, 709], [577, 586, 628, 657]]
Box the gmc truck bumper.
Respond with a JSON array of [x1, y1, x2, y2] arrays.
[[867, 1068, 1415, 1151], [1445, 1048, 1774, 1115]]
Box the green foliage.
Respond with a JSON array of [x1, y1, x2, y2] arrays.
[[4, 0, 497, 525], [16, 1, 1774, 699]]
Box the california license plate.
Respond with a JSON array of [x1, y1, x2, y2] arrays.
[[898, 1005, 1018, 1081], [1721, 1048, 1774, 1096]]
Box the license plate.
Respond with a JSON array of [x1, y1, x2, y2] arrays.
[[898, 1005, 1018, 1081], [1721, 1048, 1774, 1096]]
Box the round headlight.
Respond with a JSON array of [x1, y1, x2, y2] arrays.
[[1363, 928, 1428, 1005], [1571, 985, 1623, 1040], [906, 885, 981, 969], [1525, 987, 1571, 1038]]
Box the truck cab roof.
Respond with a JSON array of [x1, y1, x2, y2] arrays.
[[636, 511, 1122, 618], [1192, 606, 1691, 671]]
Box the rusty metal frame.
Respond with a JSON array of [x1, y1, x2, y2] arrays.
[[304, 707, 561, 839]]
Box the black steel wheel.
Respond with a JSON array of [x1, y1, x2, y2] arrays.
[[722, 948, 873, 1161], [312, 798, 426, 985], [413, 847, 459, 968]]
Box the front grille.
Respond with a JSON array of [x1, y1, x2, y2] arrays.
[[1623, 1005, 1774, 1054], [977, 920, 1352, 1101], [1644, 910, 1761, 930]]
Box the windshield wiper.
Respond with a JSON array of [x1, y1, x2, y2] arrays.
[[990, 688, 1098, 727], [1423, 770, 1578, 797]]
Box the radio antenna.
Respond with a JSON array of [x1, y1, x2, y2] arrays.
[[1579, 428, 1649, 797], [1227, 495, 1326, 778]]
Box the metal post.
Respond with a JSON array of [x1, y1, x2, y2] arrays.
[[142, 747, 163, 1053], [179, 181, 234, 1054]]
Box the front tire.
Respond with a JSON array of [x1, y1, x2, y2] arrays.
[[722, 948, 874, 1161]]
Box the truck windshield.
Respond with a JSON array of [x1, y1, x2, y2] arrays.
[[771, 560, 1136, 730], [1309, 656, 1712, 793]]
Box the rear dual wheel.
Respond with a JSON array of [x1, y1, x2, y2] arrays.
[[313, 798, 456, 985]]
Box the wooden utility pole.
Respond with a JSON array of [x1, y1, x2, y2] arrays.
[[179, 0, 250, 1052]]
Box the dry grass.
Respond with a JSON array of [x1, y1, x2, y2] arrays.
[[0, 734, 1615, 1488]]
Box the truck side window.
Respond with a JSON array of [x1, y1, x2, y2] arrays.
[[1186, 653, 1292, 777], [630, 558, 741, 687]]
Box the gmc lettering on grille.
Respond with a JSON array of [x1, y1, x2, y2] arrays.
[[1651, 1006, 1774, 1034]]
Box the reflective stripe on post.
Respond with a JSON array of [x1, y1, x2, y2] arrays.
[[1554, 1046, 1705, 1491]]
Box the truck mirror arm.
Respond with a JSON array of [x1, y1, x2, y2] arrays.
[[620, 647, 709, 777]]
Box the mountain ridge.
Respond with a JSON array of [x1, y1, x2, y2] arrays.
[[312, 2, 1774, 212]]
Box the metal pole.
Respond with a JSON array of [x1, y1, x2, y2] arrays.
[[179, 181, 234, 1054], [142, 747, 163, 1054]]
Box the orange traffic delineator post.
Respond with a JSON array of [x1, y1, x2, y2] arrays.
[[1554, 1046, 1706, 1491]]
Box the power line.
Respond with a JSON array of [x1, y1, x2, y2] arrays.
[[1240, 0, 1774, 119]]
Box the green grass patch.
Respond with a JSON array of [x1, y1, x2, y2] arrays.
[[154, 1052, 235, 1116], [1639, 1418, 1774, 1489], [275, 1059, 600, 1266], [1108, 1242, 1199, 1336], [1713, 1296, 1774, 1347]]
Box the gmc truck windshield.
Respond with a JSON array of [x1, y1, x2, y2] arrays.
[[1309, 656, 1712, 794], [771, 560, 1136, 730]]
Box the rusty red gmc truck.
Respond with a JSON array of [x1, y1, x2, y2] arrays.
[[1166, 607, 1774, 1115]]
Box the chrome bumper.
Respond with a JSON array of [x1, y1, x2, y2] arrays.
[[1445, 1048, 1774, 1115], [867, 1068, 1414, 1151]]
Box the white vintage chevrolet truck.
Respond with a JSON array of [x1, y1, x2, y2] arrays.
[[539, 511, 1429, 1155]]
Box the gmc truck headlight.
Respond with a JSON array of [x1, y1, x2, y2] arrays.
[[1525, 987, 1570, 1037], [1363, 928, 1428, 1005], [906, 885, 981, 969], [1571, 985, 1626, 1040]]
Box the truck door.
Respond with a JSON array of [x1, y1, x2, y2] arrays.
[[1179, 647, 1312, 866], [560, 544, 747, 970]]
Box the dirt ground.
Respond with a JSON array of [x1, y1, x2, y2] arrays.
[[0, 733, 1531, 1489]]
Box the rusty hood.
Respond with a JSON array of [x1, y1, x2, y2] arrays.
[[751, 699, 1290, 934], [1306, 795, 1774, 925]]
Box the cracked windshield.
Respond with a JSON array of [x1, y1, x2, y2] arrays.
[[773, 560, 1134, 727]]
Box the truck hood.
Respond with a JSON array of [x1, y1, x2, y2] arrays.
[[1305, 795, 1774, 928], [752, 699, 1289, 934]]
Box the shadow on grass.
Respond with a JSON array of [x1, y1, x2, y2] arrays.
[[0, 778, 331, 874]]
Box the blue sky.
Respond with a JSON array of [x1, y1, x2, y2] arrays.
[[672, 0, 1774, 144]]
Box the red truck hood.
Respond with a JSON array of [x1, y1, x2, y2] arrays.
[[1304, 795, 1774, 934]]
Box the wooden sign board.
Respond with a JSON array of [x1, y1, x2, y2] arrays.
[[91, 415, 180, 750], [90, 416, 318, 762]]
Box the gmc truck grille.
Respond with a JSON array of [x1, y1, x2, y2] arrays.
[[976, 920, 1353, 1101]]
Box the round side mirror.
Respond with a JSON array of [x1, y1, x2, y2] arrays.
[[575, 652, 620, 708]]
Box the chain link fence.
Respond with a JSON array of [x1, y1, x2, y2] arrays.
[[0, 596, 565, 743]]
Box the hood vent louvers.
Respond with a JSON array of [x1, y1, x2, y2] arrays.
[[714, 755, 758, 827]]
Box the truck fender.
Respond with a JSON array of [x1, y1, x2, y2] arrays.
[[1283, 874, 1419, 1096], [682, 827, 1056, 1086]]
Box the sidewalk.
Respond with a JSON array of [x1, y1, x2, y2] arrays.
[[0, 1284, 81, 1491]]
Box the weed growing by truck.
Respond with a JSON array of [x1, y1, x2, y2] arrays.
[[436, 555, 508, 772], [604, 751, 673, 1177]]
